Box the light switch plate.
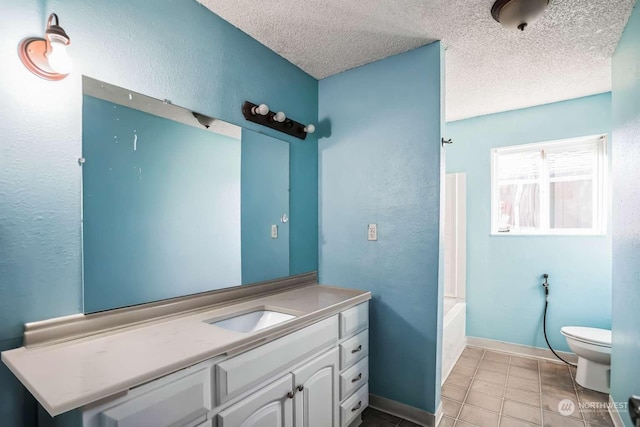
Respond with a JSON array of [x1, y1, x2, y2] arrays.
[[271, 225, 278, 239], [368, 224, 377, 241]]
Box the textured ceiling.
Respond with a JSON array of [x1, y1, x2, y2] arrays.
[[197, 0, 636, 121]]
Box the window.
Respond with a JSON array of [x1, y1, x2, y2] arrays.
[[491, 135, 607, 235]]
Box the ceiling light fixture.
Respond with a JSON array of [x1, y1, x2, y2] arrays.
[[491, 0, 550, 31], [19, 13, 72, 80]]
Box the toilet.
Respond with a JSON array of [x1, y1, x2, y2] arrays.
[[561, 326, 611, 393]]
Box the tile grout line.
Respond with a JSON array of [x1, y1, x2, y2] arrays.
[[497, 354, 512, 426], [538, 359, 544, 426], [567, 363, 589, 427], [455, 348, 485, 426]]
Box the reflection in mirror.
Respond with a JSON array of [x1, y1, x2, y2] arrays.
[[82, 77, 289, 313]]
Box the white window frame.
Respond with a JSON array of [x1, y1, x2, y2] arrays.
[[490, 134, 608, 236]]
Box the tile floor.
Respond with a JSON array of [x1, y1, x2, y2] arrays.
[[439, 346, 614, 427]]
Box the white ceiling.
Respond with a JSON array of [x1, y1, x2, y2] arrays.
[[198, 0, 636, 121]]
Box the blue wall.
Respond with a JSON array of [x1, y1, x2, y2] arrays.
[[611, 2, 640, 423], [446, 93, 613, 353], [319, 43, 444, 414], [241, 131, 290, 284], [0, 1, 317, 425], [82, 95, 241, 313]]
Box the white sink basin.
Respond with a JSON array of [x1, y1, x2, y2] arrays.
[[208, 310, 295, 333]]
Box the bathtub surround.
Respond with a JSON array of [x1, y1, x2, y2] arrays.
[[319, 43, 444, 414], [0, 1, 317, 425], [611, 2, 640, 426], [442, 299, 467, 384], [446, 93, 613, 353]]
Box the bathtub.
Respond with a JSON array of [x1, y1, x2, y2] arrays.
[[441, 297, 466, 384]]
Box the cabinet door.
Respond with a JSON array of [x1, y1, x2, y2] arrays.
[[292, 348, 339, 427], [217, 374, 294, 427]]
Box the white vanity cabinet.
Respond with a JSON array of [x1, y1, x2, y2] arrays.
[[337, 302, 369, 427], [292, 348, 339, 427], [219, 348, 339, 427], [217, 374, 294, 427], [75, 302, 369, 427]]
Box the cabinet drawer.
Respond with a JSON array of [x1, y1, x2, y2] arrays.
[[340, 383, 368, 427], [100, 368, 211, 427], [340, 303, 369, 338], [339, 329, 368, 370], [340, 356, 368, 401], [215, 315, 338, 404]]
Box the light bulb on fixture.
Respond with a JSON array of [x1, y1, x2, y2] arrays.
[[47, 38, 72, 74], [251, 103, 269, 116], [491, 0, 550, 31], [273, 112, 286, 123], [304, 124, 315, 134], [19, 13, 72, 80]]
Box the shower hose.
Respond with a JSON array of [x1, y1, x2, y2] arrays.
[[542, 276, 577, 367]]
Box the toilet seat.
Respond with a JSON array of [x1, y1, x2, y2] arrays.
[[561, 326, 611, 348]]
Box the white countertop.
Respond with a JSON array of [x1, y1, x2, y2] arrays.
[[1, 284, 370, 416]]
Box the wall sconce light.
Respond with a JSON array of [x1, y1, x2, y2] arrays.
[[19, 13, 72, 81], [242, 101, 315, 140]]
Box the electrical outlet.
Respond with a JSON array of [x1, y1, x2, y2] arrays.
[[368, 224, 377, 241], [271, 225, 278, 239]]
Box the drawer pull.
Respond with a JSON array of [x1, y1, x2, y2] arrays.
[[351, 373, 362, 383], [351, 345, 362, 354], [297, 385, 304, 392], [351, 401, 362, 412], [287, 391, 295, 399]]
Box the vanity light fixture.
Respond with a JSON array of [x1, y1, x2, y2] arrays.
[[19, 13, 72, 80], [242, 100, 315, 140]]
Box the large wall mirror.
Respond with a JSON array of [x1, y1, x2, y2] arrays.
[[82, 77, 290, 313]]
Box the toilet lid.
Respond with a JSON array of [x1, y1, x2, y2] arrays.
[[561, 326, 611, 347]]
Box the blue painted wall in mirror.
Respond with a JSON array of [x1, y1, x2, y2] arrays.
[[241, 131, 290, 285], [0, 0, 317, 424], [82, 95, 242, 313]]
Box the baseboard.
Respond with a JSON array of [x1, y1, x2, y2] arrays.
[[608, 395, 627, 427], [466, 336, 578, 364], [369, 394, 437, 427]]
